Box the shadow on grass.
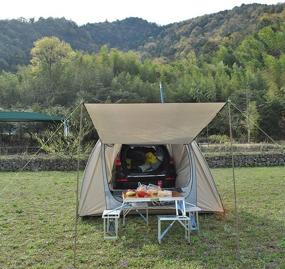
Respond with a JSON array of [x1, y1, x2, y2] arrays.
[[81, 210, 285, 268]]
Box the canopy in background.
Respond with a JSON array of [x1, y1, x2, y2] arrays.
[[0, 111, 64, 122], [85, 103, 225, 144]]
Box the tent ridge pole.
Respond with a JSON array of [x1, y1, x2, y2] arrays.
[[228, 100, 240, 259]]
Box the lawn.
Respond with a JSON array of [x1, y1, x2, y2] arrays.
[[0, 167, 284, 269]]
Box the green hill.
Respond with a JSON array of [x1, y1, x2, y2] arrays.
[[0, 17, 159, 70], [0, 3, 284, 70], [140, 3, 285, 58]]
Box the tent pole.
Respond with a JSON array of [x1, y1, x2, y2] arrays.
[[159, 82, 164, 103], [228, 100, 240, 259], [73, 101, 84, 268]]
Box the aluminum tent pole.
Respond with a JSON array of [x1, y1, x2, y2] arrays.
[[159, 82, 165, 103], [228, 100, 240, 259], [73, 101, 84, 268]]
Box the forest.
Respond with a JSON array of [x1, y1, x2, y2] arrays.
[[0, 3, 285, 141]]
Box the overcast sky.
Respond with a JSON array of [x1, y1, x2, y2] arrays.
[[0, 0, 283, 25]]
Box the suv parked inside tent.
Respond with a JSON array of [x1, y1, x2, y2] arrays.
[[112, 145, 176, 189]]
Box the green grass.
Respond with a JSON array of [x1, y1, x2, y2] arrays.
[[0, 167, 284, 269]]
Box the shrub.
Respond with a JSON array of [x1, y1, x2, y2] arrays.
[[208, 134, 230, 144], [33, 130, 94, 156]]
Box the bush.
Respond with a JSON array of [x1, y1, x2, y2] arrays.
[[208, 134, 230, 144], [33, 130, 94, 156]]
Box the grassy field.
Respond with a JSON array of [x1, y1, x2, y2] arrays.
[[0, 167, 284, 269]]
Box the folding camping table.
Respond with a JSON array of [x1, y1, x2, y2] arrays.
[[121, 191, 185, 225], [102, 192, 201, 241]]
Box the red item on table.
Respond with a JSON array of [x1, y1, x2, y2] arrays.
[[137, 190, 148, 197]]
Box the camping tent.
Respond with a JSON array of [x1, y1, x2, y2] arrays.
[[79, 103, 225, 216]]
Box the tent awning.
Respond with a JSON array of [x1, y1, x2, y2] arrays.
[[0, 111, 64, 122], [85, 103, 225, 144]]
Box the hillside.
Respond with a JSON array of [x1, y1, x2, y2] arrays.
[[0, 17, 159, 71], [83, 17, 160, 51], [0, 3, 285, 70], [140, 3, 285, 58]]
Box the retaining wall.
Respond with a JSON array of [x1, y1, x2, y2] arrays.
[[0, 153, 284, 171], [206, 153, 284, 168]]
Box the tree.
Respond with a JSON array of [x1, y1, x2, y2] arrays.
[[30, 37, 74, 104], [242, 101, 260, 142], [234, 36, 265, 68], [263, 54, 285, 102], [31, 36, 73, 69], [0, 72, 19, 108]]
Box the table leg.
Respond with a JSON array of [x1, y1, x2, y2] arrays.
[[115, 218, 119, 239], [103, 218, 106, 238], [187, 219, 191, 243], [158, 218, 161, 244], [196, 211, 199, 233], [146, 207, 149, 225]]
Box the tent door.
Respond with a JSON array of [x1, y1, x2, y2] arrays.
[[183, 143, 197, 206], [101, 144, 122, 210]]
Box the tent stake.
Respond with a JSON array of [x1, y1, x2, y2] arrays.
[[228, 100, 240, 259], [73, 101, 84, 268]]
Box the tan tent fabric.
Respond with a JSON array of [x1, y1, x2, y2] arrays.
[[191, 141, 224, 212], [85, 103, 225, 144], [78, 140, 106, 216], [167, 144, 190, 188], [79, 143, 122, 216], [104, 144, 121, 183]]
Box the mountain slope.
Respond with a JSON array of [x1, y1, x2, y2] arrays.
[[0, 17, 93, 70], [83, 17, 160, 51], [140, 3, 285, 58], [0, 3, 284, 70]]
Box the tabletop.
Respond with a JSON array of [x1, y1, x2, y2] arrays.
[[122, 191, 185, 203]]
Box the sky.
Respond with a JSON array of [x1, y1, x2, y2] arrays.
[[0, 0, 283, 25]]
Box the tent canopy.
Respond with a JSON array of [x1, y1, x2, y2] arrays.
[[0, 111, 64, 122], [85, 103, 225, 144], [79, 103, 225, 216]]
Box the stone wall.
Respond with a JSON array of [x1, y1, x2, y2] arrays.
[[0, 155, 86, 172], [0, 153, 284, 171], [205, 153, 285, 168]]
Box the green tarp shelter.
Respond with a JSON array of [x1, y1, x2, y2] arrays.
[[0, 111, 64, 122]]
